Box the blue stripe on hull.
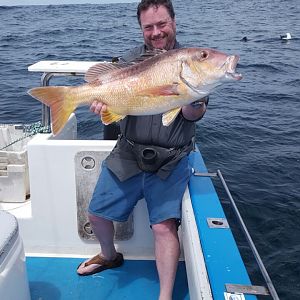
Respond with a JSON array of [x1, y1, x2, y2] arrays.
[[189, 151, 257, 300]]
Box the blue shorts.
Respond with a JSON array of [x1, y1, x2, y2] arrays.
[[88, 156, 192, 225]]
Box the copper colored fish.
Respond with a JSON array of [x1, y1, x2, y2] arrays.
[[28, 48, 242, 135]]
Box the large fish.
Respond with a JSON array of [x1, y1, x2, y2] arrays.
[[28, 47, 242, 135]]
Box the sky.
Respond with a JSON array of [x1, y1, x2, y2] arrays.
[[0, 0, 137, 5]]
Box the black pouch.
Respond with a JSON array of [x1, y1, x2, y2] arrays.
[[131, 143, 177, 173]]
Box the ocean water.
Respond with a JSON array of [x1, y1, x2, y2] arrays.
[[0, 0, 299, 298]]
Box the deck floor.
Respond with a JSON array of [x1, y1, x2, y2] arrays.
[[26, 257, 189, 300]]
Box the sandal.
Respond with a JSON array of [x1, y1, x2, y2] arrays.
[[77, 252, 124, 276]]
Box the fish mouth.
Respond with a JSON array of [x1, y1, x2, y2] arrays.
[[224, 55, 243, 80]]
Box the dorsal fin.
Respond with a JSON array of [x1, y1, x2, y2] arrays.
[[143, 48, 166, 57], [130, 49, 167, 64], [85, 49, 167, 83], [84, 62, 132, 83]]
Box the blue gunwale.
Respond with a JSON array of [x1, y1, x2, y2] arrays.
[[188, 150, 257, 300]]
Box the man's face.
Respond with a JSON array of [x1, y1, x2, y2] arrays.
[[140, 5, 176, 50]]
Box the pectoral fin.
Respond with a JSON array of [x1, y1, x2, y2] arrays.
[[101, 109, 126, 125], [137, 84, 180, 96], [162, 107, 182, 126]]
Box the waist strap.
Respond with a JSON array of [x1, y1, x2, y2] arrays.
[[125, 137, 187, 173]]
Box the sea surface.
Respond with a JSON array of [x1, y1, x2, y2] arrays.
[[0, 0, 299, 298]]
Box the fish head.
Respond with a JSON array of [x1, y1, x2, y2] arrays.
[[182, 48, 242, 94]]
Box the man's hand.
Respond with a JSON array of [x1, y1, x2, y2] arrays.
[[90, 100, 107, 116], [181, 96, 209, 121]]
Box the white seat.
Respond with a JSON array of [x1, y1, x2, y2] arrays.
[[0, 210, 31, 300]]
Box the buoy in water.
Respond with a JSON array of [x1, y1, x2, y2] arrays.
[[280, 33, 292, 40]]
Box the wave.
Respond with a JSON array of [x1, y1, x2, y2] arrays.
[[288, 79, 300, 87], [241, 63, 281, 72], [0, 6, 11, 9]]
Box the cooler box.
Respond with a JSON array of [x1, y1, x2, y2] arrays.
[[0, 124, 31, 202], [0, 210, 31, 300]]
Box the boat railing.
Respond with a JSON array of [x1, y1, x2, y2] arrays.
[[193, 169, 280, 300]]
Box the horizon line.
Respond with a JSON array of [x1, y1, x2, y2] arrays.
[[0, 0, 138, 6]]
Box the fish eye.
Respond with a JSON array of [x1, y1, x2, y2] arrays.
[[200, 51, 208, 59]]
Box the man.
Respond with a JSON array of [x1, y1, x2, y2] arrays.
[[77, 1, 208, 299]]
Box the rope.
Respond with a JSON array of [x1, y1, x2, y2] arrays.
[[0, 122, 50, 151]]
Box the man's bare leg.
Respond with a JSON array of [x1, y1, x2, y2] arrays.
[[152, 219, 180, 300], [77, 213, 117, 275]]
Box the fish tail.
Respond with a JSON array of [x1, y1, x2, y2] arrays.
[[28, 86, 77, 135]]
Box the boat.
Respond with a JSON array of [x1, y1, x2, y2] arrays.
[[0, 60, 279, 300]]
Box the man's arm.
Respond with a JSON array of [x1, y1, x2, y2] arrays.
[[181, 96, 209, 121]]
